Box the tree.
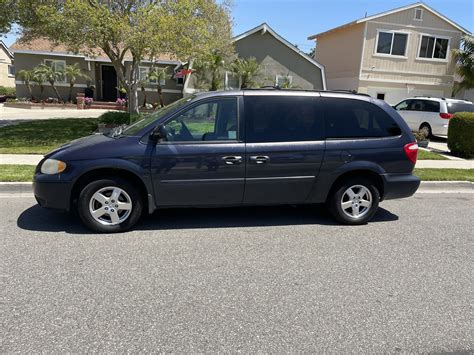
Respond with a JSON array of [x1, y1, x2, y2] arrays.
[[17, 0, 234, 114], [16, 69, 35, 99], [63, 63, 90, 102], [0, 0, 17, 34], [452, 35, 474, 96], [32, 67, 46, 100], [193, 51, 234, 91], [231, 57, 262, 89], [34, 63, 64, 102], [138, 78, 148, 108], [148, 67, 170, 108]]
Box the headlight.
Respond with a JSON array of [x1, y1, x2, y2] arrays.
[[40, 159, 67, 175]]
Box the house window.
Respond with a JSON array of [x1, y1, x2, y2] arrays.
[[139, 66, 166, 85], [275, 74, 293, 87], [176, 77, 184, 86], [414, 8, 423, 21], [418, 35, 449, 60], [376, 93, 385, 100], [376, 31, 408, 56], [7, 65, 15, 76], [44, 59, 66, 83]]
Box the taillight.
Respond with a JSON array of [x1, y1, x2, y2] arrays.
[[440, 112, 453, 119], [404, 142, 418, 164]]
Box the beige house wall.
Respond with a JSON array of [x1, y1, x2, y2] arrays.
[[0, 47, 14, 87], [314, 22, 365, 90], [361, 7, 463, 87]]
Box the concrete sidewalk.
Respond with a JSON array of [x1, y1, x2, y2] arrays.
[[1, 154, 473, 168]]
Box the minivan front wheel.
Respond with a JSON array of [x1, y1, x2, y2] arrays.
[[328, 178, 379, 225], [78, 178, 143, 233]]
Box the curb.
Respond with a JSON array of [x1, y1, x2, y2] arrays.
[[0, 181, 472, 196]]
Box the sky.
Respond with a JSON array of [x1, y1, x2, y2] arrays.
[[1, 0, 473, 52]]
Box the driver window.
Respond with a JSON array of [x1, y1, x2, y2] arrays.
[[163, 98, 238, 142], [394, 100, 410, 111]]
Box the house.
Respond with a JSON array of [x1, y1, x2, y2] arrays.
[[0, 41, 14, 88], [184, 23, 326, 95], [11, 38, 183, 104], [308, 2, 471, 104]]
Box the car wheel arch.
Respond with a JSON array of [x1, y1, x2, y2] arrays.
[[70, 167, 151, 212], [327, 169, 385, 203]]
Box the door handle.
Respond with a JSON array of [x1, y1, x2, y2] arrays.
[[249, 155, 270, 164], [222, 156, 242, 165]]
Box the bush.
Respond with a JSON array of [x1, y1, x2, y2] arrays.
[[448, 112, 474, 159], [0, 86, 16, 96], [98, 111, 142, 125]]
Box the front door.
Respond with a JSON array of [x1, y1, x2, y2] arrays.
[[150, 97, 245, 207], [243, 94, 325, 205], [101, 65, 117, 101]]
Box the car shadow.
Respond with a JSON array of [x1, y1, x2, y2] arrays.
[[17, 204, 399, 234]]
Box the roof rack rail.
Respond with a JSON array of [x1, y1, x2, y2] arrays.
[[242, 87, 372, 97]]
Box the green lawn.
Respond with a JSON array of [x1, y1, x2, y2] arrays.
[[1, 164, 473, 183], [413, 168, 474, 182], [0, 165, 36, 182], [417, 149, 448, 160], [0, 118, 99, 154]]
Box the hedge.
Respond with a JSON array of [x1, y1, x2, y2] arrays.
[[0, 86, 16, 96], [447, 112, 474, 159], [98, 111, 142, 125]]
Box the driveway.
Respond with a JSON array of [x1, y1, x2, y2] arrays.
[[0, 104, 112, 127], [1, 193, 472, 352]]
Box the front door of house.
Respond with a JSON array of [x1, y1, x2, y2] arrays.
[[101, 65, 117, 101]]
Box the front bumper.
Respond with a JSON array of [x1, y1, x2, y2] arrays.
[[382, 173, 420, 200], [33, 178, 73, 211]]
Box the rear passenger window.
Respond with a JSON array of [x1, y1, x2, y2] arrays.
[[244, 96, 323, 143], [423, 100, 440, 112], [323, 98, 402, 138]]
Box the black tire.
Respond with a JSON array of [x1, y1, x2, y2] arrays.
[[327, 177, 380, 225], [77, 178, 143, 233], [419, 123, 432, 139]]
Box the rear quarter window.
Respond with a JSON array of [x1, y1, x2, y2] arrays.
[[447, 102, 474, 113], [323, 97, 402, 138]]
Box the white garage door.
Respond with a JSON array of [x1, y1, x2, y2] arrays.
[[367, 87, 445, 105]]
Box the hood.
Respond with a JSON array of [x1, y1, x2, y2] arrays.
[[45, 134, 140, 161]]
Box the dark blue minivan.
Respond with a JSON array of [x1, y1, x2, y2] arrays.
[[33, 90, 420, 232]]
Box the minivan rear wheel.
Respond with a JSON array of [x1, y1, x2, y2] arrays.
[[78, 178, 143, 233], [419, 123, 432, 138], [327, 178, 380, 225]]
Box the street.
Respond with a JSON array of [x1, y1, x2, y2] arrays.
[[1, 193, 473, 352]]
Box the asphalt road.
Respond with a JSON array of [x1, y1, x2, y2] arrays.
[[1, 193, 473, 352]]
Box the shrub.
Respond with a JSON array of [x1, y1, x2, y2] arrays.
[[98, 111, 142, 125], [0, 86, 16, 96], [448, 112, 474, 158]]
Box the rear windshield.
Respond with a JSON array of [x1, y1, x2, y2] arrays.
[[447, 102, 474, 113]]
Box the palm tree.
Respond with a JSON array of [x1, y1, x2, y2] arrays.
[[63, 63, 90, 102], [32, 68, 47, 101], [194, 52, 227, 91], [16, 70, 35, 99], [138, 78, 148, 108], [231, 57, 261, 89], [148, 67, 169, 108], [452, 35, 474, 96], [35, 63, 64, 102]]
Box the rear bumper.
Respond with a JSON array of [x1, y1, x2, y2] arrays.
[[381, 173, 420, 200], [33, 178, 73, 211]]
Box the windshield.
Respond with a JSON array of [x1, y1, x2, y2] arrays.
[[447, 102, 474, 113], [121, 95, 196, 136]]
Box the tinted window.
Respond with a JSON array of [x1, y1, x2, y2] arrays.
[[244, 96, 323, 143], [163, 98, 238, 142], [447, 102, 474, 113], [323, 98, 401, 138], [408, 99, 425, 111], [423, 100, 440, 113]]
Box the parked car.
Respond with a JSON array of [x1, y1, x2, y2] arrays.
[[393, 97, 474, 138], [33, 90, 420, 232]]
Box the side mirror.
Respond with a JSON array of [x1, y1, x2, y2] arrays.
[[150, 125, 167, 142]]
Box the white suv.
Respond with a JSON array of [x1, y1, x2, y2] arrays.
[[393, 97, 474, 137]]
